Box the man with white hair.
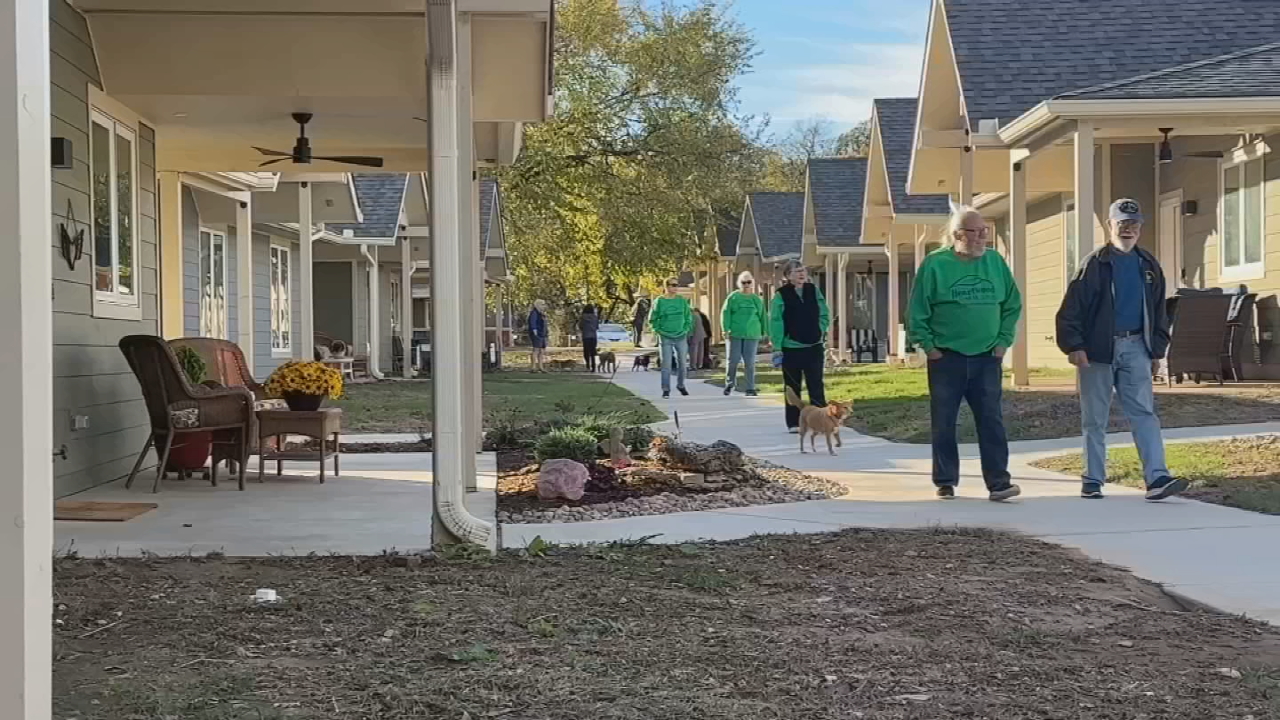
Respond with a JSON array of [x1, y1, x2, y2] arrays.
[[1056, 199, 1184, 501], [908, 206, 1022, 502]]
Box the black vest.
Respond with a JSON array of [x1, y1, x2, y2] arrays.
[[777, 283, 821, 345]]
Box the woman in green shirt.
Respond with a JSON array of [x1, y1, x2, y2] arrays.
[[720, 271, 767, 396]]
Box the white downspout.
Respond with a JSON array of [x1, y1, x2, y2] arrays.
[[427, 0, 493, 548], [360, 244, 385, 380]]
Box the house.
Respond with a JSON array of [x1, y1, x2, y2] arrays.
[[909, 0, 1280, 383], [861, 97, 951, 358], [688, 212, 739, 342], [736, 191, 806, 310], [7, 0, 553, 709], [801, 156, 876, 357]]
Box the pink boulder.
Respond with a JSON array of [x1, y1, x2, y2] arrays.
[[538, 459, 589, 502]]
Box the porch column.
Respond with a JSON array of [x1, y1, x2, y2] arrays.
[[887, 240, 900, 359], [837, 253, 849, 361], [960, 144, 974, 205], [298, 182, 315, 353], [0, 0, 53, 713], [913, 224, 925, 270], [236, 198, 254, 365], [400, 236, 413, 379], [1011, 159, 1030, 387], [824, 254, 835, 348], [158, 172, 184, 338], [1075, 122, 1096, 260], [364, 246, 382, 378], [691, 267, 703, 315]]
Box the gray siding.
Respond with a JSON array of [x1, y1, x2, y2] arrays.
[[252, 232, 302, 380], [51, 0, 159, 497]]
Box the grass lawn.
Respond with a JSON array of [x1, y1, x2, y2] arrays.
[[1032, 436, 1280, 515], [52, 529, 1280, 719], [335, 372, 665, 433], [712, 365, 1280, 443]]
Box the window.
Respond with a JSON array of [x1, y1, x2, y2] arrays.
[[91, 108, 138, 313], [389, 276, 402, 332], [270, 245, 292, 354], [1063, 196, 1091, 280], [198, 229, 227, 338], [413, 298, 428, 330], [1221, 151, 1265, 279]]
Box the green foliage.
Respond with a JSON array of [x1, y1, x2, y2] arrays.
[[569, 412, 629, 442], [534, 427, 600, 465], [173, 345, 207, 385], [622, 425, 656, 453]]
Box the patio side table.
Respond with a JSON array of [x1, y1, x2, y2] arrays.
[[257, 408, 342, 483]]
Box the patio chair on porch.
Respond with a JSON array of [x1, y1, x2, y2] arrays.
[[119, 335, 255, 492], [1166, 293, 1234, 386]]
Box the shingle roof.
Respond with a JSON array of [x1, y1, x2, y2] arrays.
[[944, 0, 1280, 124], [1057, 42, 1280, 101], [479, 177, 498, 254], [327, 174, 406, 239], [746, 192, 804, 259], [873, 98, 950, 216], [715, 213, 740, 257], [806, 157, 866, 247]]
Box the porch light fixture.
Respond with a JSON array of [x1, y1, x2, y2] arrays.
[[1158, 128, 1174, 164], [51, 137, 72, 169]]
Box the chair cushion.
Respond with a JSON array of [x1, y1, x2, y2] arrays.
[[254, 399, 289, 411], [170, 407, 200, 429]]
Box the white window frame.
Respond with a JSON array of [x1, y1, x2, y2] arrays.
[[270, 244, 293, 356], [1218, 141, 1268, 282], [90, 106, 141, 320], [198, 227, 228, 338], [389, 275, 402, 332]]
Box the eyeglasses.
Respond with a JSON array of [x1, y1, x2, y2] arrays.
[[741, 280, 754, 285], [666, 284, 678, 288], [960, 227, 990, 238]]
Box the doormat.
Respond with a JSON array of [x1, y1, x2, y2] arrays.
[[54, 501, 158, 522]]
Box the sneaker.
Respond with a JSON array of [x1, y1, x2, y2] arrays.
[[988, 485, 1022, 502], [787, 427, 799, 434], [745, 390, 758, 397], [662, 390, 670, 399], [678, 387, 689, 396], [723, 385, 733, 396], [936, 486, 956, 500], [1146, 476, 1188, 501], [1081, 482, 1105, 499]]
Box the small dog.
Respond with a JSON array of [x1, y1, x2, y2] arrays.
[[631, 353, 653, 372], [598, 351, 618, 374], [549, 359, 578, 372], [785, 387, 851, 455]]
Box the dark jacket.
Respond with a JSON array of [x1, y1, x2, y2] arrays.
[[579, 311, 599, 340], [528, 307, 548, 340], [1055, 244, 1170, 364]]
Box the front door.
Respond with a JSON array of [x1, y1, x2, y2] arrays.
[[1158, 192, 1183, 294]]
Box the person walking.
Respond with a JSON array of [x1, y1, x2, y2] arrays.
[[1056, 199, 1185, 501], [579, 304, 600, 372], [631, 294, 651, 346], [648, 278, 693, 399], [527, 299, 549, 373], [721, 270, 766, 396], [908, 205, 1022, 502], [699, 308, 714, 368], [689, 307, 708, 373], [769, 260, 830, 432]]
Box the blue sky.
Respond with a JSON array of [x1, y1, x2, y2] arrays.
[[731, 0, 932, 135]]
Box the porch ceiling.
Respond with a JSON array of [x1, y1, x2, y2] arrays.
[[72, 1, 549, 172]]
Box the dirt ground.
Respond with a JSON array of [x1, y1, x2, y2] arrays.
[[53, 529, 1280, 719]]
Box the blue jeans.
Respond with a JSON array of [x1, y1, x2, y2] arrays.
[[1078, 335, 1169, 487], [659, 335, 688, 392], [927, 350, 1011, 491], [725, 337, 759, 392]]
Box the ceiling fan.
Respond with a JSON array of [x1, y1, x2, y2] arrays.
[[1158, 128, 1224, 163], [253, 113, 384, 168]]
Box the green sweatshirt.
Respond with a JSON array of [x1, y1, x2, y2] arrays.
[[648, 295, 693, 339], [769, 283, 830, 350], [907, 247, 1022, 356], [720, 291, 766, 340]]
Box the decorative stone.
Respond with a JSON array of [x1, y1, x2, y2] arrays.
[[679, 473, 706, 487], [649, 437, 745, 474], [537, 459, 588, 502]]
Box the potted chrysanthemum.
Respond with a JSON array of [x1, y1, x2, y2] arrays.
[[265, 361, 344, 411]]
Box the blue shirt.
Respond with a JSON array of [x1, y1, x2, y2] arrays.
[[1111, 250, 1145, 333]]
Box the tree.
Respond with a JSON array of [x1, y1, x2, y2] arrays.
[[835, 119, 872, 157], [498, 0, 766, 326]]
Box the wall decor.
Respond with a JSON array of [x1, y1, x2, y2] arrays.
[[58, 198, 84, 271]]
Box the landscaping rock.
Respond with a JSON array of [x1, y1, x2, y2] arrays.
[[649, 437, 745, 474], [537, 459, 588, 502], [679, 472, 706, 487]]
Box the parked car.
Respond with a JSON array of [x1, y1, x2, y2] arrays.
[[597, 323, 631, 345]]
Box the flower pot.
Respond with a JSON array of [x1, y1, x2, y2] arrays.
[[166, 431, 212, 471], [283, 393, 326, 412]]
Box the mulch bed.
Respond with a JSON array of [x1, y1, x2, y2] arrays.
[[52, 529, 1280, 719]]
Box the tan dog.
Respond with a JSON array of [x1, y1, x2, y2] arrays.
[[785, 387, 851, 455]]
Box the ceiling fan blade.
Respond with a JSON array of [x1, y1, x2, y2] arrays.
[[259, 157, 294, 167], [314, 155, 385, 168], [252, 146, 293, 158], [1186, 151, 1225, 159]]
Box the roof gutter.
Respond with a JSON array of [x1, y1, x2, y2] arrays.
[[359, 244, 386, 381], [1000, 97, 1280, 146]]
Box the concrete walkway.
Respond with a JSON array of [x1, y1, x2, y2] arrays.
[[502, 367, 1280, 625]]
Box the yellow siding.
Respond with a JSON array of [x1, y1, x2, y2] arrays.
[[1022, 196, 1071, 369]]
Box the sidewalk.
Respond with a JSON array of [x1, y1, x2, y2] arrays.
[[501, 366, 1280, 625]]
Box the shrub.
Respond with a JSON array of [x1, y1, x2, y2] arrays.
[[622, 425, 655, 453], [570, 412, 629, 442], [534, 428, 599, 465], [173, 346, 207, 385]]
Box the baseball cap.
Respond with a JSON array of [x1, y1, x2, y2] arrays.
[[1109, 198, 1143, 223]]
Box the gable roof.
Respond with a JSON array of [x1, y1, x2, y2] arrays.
[[746, 192, 805, 259], [873, 98, 951, 216], [326, 173, 406, 240], [715, 213, 740, 257], [944, 0, 1280, 124], [807, 157, 867, 247], [1056, 42, 1280, 101], [479, 177, 499, 254]]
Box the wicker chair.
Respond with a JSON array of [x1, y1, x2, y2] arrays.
[[169, 337, 266, 399], [119, 335, 255, 492]]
